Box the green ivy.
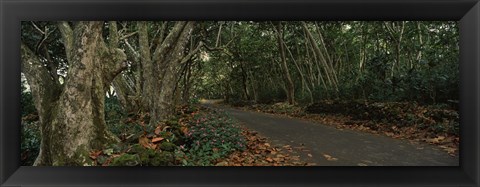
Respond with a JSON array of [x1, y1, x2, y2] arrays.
[[183, 108, 246, 165]]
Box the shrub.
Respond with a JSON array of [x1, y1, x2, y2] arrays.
[[104, 97, 129, 137]]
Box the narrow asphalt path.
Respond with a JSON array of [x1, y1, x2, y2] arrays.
[[207, 104, 459, 166]]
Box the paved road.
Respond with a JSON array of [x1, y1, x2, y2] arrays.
[[208, 105, 459, 166]]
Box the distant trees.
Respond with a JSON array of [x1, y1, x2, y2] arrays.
[[197, 21, 458, 105]]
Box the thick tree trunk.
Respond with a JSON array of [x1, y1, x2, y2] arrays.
[[48, 22, 123, 166], [22, 21, 126, 166]]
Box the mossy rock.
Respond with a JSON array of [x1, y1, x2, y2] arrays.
[[150, 152, 174, 166], [111, 154, 141, 166], [159, 142, 176, 152]]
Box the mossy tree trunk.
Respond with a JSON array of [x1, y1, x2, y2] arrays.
[[21, 21, 127, 166]]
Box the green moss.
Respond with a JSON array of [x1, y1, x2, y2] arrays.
[[111, 154, 141, 166], [150, 152, 174, 166], [159, 142, 176, 152], [139, 152, 150, 164], [128, 144, 145, 154], [146, 149, 157, 157], [139, 148, 158, 164]]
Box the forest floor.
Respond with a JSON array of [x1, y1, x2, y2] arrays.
[[205, 102, 459, 166]]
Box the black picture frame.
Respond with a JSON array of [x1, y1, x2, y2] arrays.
[[1, 0, 479, 186]]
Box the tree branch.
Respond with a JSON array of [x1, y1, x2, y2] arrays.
[[21, 42, 61, 114], [108, 21, 119, 48], [120, 31, 138, 40], [57, 21, 74, 63], [181, 41, 204, 64]]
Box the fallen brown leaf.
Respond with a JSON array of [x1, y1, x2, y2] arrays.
[[323, 154, 338, 161], [152, 137, 164, 143], [139, 136, 150, 148], [154, 127, 162, 135]]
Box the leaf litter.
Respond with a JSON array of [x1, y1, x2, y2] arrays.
[[215, 128, 316, 166]]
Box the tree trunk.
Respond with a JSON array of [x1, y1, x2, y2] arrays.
[[239, 62, 251, 100], [21, 43, 61, 166], [137, 21, 197, 126], [22, 21, 126, 166], [112, 75, 138, 113], [137, 21, 155, 113], [274, 22, 295, 105]]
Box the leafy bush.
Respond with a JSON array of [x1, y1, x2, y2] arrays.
[[183, 108, 246, 165], [188, 97, 200, 104], [21, 121, 40, 166], [104, 96, 127, 136]]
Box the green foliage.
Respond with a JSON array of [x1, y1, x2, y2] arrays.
[[104, 96, 130, 137], [21, 79, 35, 117], [188, 97, 200, 104], [197, 21, 458, 107], [21, 79, 40, 166], [21, 121, 41, 166], [159, 142, 176, 152], [183, 109, 246, 166], [105, 96, 124, 123]]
